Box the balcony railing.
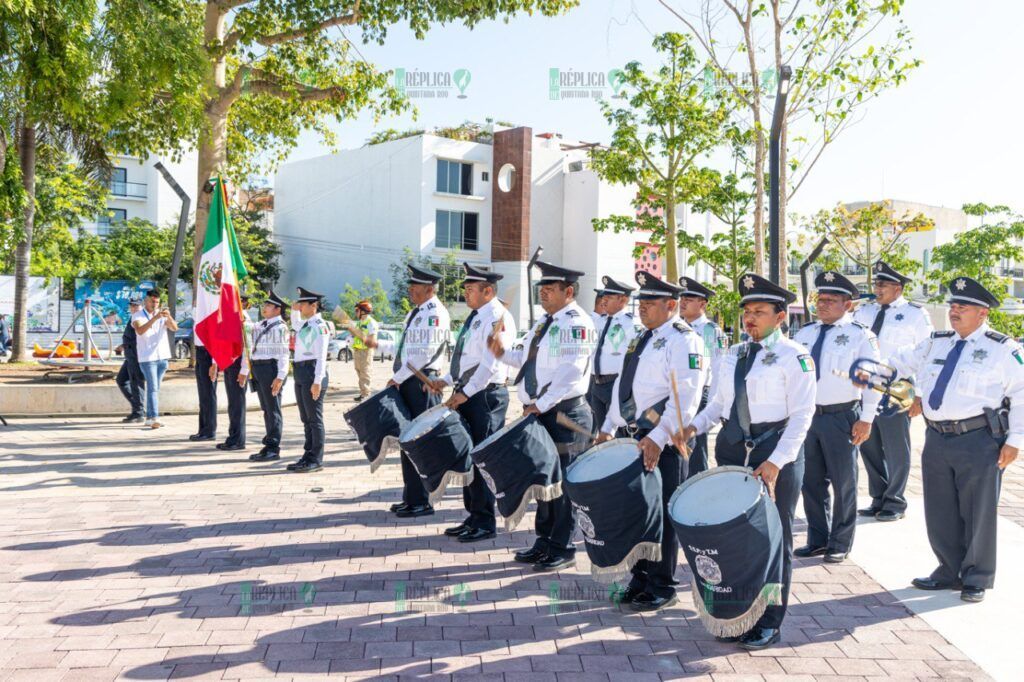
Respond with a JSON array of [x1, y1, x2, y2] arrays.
[[1002, 267, 1024, 278], [109, 180, 147, 199]]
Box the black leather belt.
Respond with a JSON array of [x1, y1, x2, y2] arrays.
[[294, 359, 316, 366], [815, 400, 859, 416], [926, 414, 988, 436], [252, 359, 277, 366], [554, 395, 586, 412], [593, 373, 617, 385]]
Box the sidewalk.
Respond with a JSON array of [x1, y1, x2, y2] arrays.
[[0, 360, 1005, 680]]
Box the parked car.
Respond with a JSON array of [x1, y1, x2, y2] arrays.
[[328, 331, 353, 362], [374, 329, 397, 362], [174, 318, 194, 359]]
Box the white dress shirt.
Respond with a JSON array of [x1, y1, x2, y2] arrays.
[[677, 327, 817, 468], [292, 312, 330, 384], [441, 298, 517, 398], [592, 309, 636, 378], [240, 315, 290, 381], [391, 295, 452, 384], [853, 295, 933, 360], [688, 313, 727, 400], [792, 314, 883, 422], [887, 323, 1024, 449], [602, 316, 706, 445], [503, 300, 596, 413]]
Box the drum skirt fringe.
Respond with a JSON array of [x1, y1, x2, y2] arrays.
[[400, 405, 475, 505], [426, 468, 475, 505], [343, 386, 412, 472], [591, 541, 661, 583], [690, 579, 782, 638], [503, 479, 563, 531]]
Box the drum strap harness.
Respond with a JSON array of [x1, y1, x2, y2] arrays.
[[514, 314, 555, 398], [618, 329, 654, 434], [725, 341, 785, 467]]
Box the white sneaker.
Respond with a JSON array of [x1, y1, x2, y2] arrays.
[[144, 418, 154, 427]]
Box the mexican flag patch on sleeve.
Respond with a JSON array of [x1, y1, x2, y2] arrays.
[[798, 354, 815, 373], [689, 353, 702, 370]]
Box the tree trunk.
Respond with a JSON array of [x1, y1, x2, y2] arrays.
[[751, 128, 766, 275], [11, 124, 36, 362], [778, 122, 788, 288], [664, 199, 679, 282]]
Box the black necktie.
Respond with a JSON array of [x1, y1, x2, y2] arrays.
[[617, 329, 654, 424], [594, 315, 613, 375], [450, 309, 477, 381], [724, 342, 762, 444], [870, 304, 890, 336], [514, 315, 555, 399], [392, 306, 420, 372], [810, 324, 834, 381]]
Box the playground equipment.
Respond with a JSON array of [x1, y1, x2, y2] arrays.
[[38, 298, 119, 382]]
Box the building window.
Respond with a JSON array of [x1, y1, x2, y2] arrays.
[[436, 159, 473, 195], [435, 210, 479, 250], [98, 209, 127, 237], [481, 171, 489, 182]]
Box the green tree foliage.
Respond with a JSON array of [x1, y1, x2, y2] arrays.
[[591, 33, 728, 281], [339, 277, 393, 322], [388, 247, 464, 320]]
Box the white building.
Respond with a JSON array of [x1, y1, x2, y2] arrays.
[[273, 126, 711, 325], [81, 151, 199, 236]]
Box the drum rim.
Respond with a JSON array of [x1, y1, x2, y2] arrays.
[[342, 384, 400, 420], [399, 403, 454, 442], [667, 465, 766, 521], [565, 437, 640, 482], [470, 413, 533, 454]]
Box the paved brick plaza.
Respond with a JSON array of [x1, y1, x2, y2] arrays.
[[0, 361, 1008, 680]]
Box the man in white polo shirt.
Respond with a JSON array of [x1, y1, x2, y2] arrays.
[[132, 288, 177, 428]]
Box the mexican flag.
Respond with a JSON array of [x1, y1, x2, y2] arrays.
[[194, 177, 248, 368]]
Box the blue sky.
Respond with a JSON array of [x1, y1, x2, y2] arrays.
[[284, 0, 1023, 216]]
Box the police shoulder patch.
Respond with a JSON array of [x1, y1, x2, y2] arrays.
[[985, 330, 1010, 344], [688, 353, 703, 370], [932, 330, 955, 338], [797, 354, 815, 373]]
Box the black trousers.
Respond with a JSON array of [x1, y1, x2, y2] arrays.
[[621, 428, 683, 599], [250, 360, 284, 453], [587, 377, 615, 436], [531, 398, 593, 559], [294, 361, 327, 464], [922, 426, 1003, 589], [116, 352, 146, 417], [687, 393, 711, 477], [859, 410, 911, 513], [715, 428, 804, 630], [223, 356, 247, 446], [457, 385, 510, 532], [398, 374, 440, 507], [194, 346, 218, 438], [803, 406, 860, 553]]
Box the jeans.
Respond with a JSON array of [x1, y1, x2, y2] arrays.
[[139, 359, 169, 419]]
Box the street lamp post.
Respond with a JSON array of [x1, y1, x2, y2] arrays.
[[768, 65, 792, 284]]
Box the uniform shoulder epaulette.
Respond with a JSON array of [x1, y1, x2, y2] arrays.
[[851, 320, 868, 329], [932, 330, 954, 338], [907, 301, 923, 308], [565, 309, 579, 318], [623, 311, 634, 319], [672, 321, 692, 334], [426, 301, 436, 310], [985, 330, 1010, 344]]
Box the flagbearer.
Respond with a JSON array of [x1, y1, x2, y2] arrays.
[[488, 261, 596, 572], [600, 271, 705, 611], [214, 294, 253, 451], [387, 265, 452, 518], [289, 287, 330, 473], [431, 263, 516, 542], [241, 290, 290, 462], [678, 274, 816, 649], [881, 277, 1024, 603], [588, 276, 636, 437], [677, 276, 727, 476], [852, 261, 933, 521], [793, 271, 881, 564]]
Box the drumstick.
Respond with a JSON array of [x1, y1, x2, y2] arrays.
[[669, 371, 690, 461], [556, 411, 594, 441], [405, 361, 436, 390]]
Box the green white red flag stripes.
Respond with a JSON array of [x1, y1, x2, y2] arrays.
[[194, 177, 249, 369]]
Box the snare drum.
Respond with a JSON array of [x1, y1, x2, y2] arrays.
[[469, 414, 562, 531], [399, 404, 474, 504], [565, 439, 663, 582], [343, 386, 412, 472], [668, 466, 784, 637]]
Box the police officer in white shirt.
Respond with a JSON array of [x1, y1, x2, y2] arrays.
[[588, 276, 636, 437], [675, 273, 816, 650], [241, 290, 290, 462], [853, 261, 933, 521], [590, 290, 606, 331], [793, 271, 882, 564], [289, 287, 330, 473], [597, 271, 705, 612], [489, 260, 596, 572], [387, 265, 452, 518], [678, 276, 728, 477], [882, 276, 1024, 603], [429, 263, 517, 542]]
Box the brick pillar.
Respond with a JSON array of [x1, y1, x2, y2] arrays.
[[491, 127, 532, 262]]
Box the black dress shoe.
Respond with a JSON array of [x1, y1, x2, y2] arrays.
[[444, 522, 471, 537], [858, 506, 882, 517], [251, 451, 280, 462], [189, 433, 216, 442], [912, 577, 963, 591], [291, 461, 322, 473], [122, 415, 144, 423], [514, 547, 546, 564], [395, 504, 434, 518], [286, 459, 307, 471], [216, 442, 246, 451], [532, 554, 576, 572], [611, 585, 644, 605], [960, 587, 985, 603], [353, 395, 365, 402], [390, 502, 410, 514], [794, 544, 828, 558], [824, 551, 847, 564], [738, 627, 780, 650], [630, 592, 678, 612], [457, 528, 496, 543], [876, 510, 905, 522], [715, 635, 741, 643]]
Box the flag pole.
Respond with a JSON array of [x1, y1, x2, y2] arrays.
[[218, 175, 252, 375]]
